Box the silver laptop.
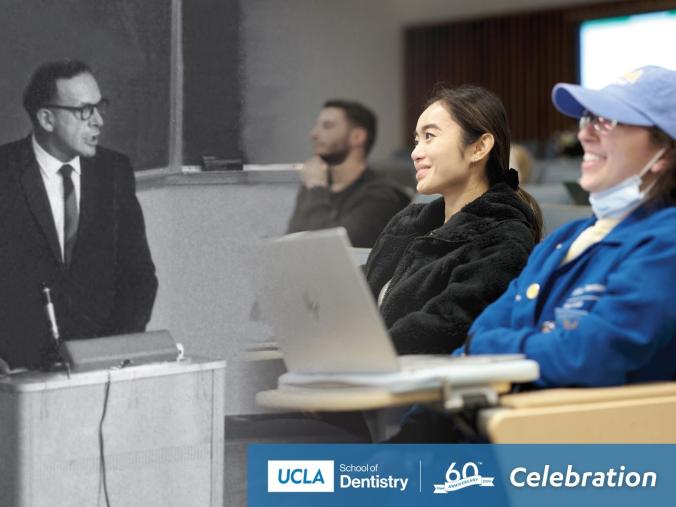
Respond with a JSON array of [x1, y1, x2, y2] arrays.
[[246, 228, 538, 389]]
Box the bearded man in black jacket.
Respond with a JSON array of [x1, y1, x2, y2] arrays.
[[287, 99, 410, 248]]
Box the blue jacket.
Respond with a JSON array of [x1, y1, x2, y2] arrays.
[[465, 203, 676, 388]]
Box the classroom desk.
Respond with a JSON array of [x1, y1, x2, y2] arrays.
[[257, 385, 442, 411], [256, 380, 513, 442], [257, 381, 513, 413], [252, 342, 676, 444], [251, 341, 524, 414]]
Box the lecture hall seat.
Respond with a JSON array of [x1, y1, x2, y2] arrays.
[[479, 382, 676, 443]]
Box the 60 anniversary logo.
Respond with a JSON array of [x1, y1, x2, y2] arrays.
[[433, 461, 495, 493]]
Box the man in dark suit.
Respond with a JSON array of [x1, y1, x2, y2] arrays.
[[0, 59, 158, 369]]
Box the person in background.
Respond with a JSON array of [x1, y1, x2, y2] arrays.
[[364, 85, 543, 355], [0, 59, 157, 369], [287, 99, 410, 248], [509, 143, 534, 183]]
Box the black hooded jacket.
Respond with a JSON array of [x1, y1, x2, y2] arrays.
[[364, 183, 538, 354]]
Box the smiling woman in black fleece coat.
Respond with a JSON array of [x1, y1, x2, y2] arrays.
[[364, 85, 542, 355]]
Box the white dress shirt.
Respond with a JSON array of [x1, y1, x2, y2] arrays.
[[32, 136, 81, 260]]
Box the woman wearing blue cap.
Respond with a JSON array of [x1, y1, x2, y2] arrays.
[[390, 66, 676, 442], [466, 65, 676, 388]]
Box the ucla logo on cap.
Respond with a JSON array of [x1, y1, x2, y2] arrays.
[[617, 68, 644, 85], [267, 460, 335, 492]]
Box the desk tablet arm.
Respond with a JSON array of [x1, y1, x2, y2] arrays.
[[440, 381, 510, 412]]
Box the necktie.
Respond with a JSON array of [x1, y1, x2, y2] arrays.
[[60, 164, 78, 265]]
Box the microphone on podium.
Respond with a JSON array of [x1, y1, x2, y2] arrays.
[[41, 283, 61, 344]]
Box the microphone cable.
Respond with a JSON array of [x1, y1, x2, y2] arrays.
[[98, 372, 113, 507]]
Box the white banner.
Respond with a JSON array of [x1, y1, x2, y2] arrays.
[[433, 475, 495, 493]]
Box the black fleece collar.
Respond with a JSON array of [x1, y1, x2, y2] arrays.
[[389, 183, 536, 241]]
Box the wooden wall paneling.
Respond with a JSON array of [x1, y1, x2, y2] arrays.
[[404, 1, 676, 150]]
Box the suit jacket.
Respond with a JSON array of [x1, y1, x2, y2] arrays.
[[0, 136, 158, 368]]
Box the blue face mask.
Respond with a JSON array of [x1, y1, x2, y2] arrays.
[[589, 147, 666, 219]]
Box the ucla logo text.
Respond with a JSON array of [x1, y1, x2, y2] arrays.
[[268, 460, 335, 493]]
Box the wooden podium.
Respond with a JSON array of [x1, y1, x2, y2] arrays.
[[0, 358, 225, 507]]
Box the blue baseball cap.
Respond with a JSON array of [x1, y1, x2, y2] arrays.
[[552, 66, 676, 140]]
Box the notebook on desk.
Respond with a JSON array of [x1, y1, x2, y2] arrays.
[[245, 228, 538, 391]]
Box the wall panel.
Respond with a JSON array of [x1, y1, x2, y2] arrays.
[[404, 0, 676, 151]]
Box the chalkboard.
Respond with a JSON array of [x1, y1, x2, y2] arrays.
[[0, 0, 171, 170], [182, 0, 242, 164]]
